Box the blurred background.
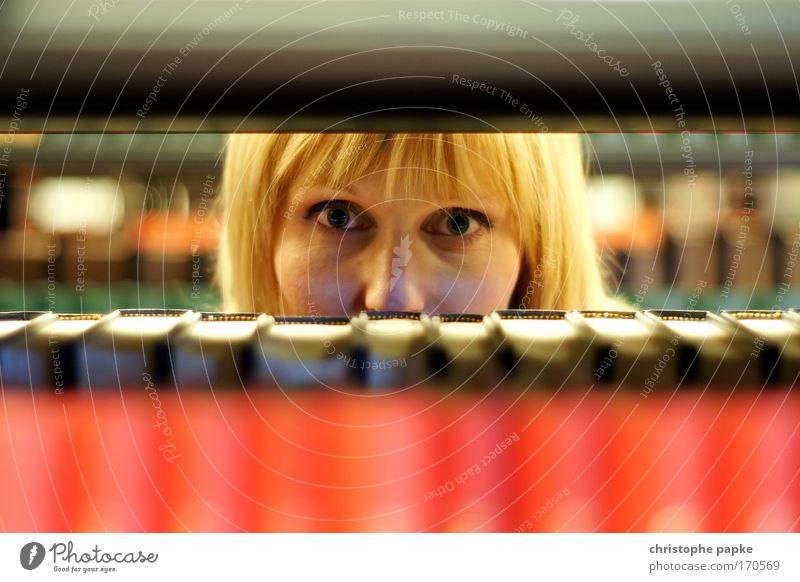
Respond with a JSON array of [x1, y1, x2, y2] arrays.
[[1, 132, 799, 314], [0, 133, 222, 313]]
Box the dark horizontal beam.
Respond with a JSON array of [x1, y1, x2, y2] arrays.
[[1, 0, 799, 132]]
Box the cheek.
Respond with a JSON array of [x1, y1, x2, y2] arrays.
[[272, 238, 309, 310], [273, 232, 359, 314], [457, 262, 518, 309], [429, 239, 521, 312], [471, 276, 518, 310]]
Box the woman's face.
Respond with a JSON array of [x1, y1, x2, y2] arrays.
[[272, 165, 522, 317]]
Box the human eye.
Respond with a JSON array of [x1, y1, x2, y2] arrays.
[[303, 200, 371, 231], [425, 207, 494, 238]]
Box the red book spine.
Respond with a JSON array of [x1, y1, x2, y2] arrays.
[[424, 388, 518, 532], [0, 392, 75, 531], [605, 390, 720, 531], [709, 387, 800, 531], [72, 391, 169, 531], [359, 389, 440, 532], [161, 391, 259, 531], [251, 391, 330, 532], [506, 388, 607, 532]]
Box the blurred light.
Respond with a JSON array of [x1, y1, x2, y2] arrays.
[[29, 177, 124, 234]]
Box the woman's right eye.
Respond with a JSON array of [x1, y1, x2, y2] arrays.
[[304, 200, 371, 231]]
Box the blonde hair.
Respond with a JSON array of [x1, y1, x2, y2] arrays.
[[216, 133, 626, 314]]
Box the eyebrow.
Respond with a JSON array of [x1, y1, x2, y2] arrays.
[[305, 184, 357, 197], [305, 183, 507, 216]]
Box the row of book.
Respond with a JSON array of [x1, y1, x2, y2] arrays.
[[2, 308, 800, 391], [1, 387, 797, 532]]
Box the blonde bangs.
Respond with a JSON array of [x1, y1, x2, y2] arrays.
[[278, 134, 519, 217], [274, 134, 389, 196], [382, 135, 519, 216]]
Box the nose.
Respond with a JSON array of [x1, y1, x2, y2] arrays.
[[360, 233, 426, 313]]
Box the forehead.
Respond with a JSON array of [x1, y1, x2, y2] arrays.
[[349, 169, 509, 213]]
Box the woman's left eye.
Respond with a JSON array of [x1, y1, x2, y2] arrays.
[[428, 208, 493, 237]]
